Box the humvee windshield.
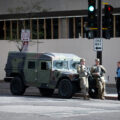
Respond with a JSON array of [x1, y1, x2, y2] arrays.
[[53, 60, 80, 71], [70, 61, 80, 70], [53, 60, 68, 70]]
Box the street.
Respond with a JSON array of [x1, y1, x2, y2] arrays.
[[0, 95, 120, 120]]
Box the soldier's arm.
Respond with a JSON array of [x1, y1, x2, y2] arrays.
[[81, 65, 84, 72], [100, 65, 106, 73], [90, 67, 94, 74], [77, 65, 80, 73]]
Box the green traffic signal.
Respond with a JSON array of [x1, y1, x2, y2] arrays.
[[88, 5, 94, 12]]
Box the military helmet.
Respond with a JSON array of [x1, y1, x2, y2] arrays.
[[80, 58, 85, 63], [95, 58, 100, 62]]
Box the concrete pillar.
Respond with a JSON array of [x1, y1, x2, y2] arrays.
[[73, 17, 76, 38], [44, 19, 46, 39], [37, 19, 39, 39], [3, 21, 6, 40], [17, 20, 19, 40], [113, 15, 116, 38], [30, 19, 32, 39], [81, 17, 84, 38], [51, 18, 54, 39], [10, 21, 13, 40]]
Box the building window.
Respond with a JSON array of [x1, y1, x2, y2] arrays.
[[19, 20, 25, 39], [69, 18, 74, 38], [12, 21, 17, 40], [46, 19, 51, 39], [6, 21, 10, 40], [0, 21, 4, 40], [39, 19, 44, 39], [76, 17, 81, 38], [53, 19, 58, 39], [32, 19, 37, 39]]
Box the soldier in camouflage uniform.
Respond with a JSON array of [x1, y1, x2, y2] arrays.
[[91, 58, 106, 100], [77, 58, 89, 100]]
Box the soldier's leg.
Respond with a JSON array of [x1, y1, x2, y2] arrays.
[[80, 77, 86, 94], [80, 77, 88, 98], [86, 78, 89, 95], [117, 80, 120, 100], [96, 78, 103, 99], [101, 77, 105, 99]]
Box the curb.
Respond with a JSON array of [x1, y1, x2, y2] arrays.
[[74, 93, 118, 100], [105, 96, 117, 100]]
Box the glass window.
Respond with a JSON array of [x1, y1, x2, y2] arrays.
[[53, 19, 58, 39], [69, 18, 74, 38], [28, 61, 35, 69], [53, 60, 68, 70], [76, 17, 81, 38], [0, 21, 4, 40], [39, 19, 44, 39], [6, 21, 10, 40], [41, 62, 48, 70], [12, 21, 17, 40], [46, 19, 51, 39], [32, 20, 37, 39]]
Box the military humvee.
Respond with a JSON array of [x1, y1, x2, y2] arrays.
[[4, 52, 98, 98], [4, 52, 82, 98]]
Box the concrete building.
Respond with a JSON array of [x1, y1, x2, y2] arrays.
[[0, 0, 120, 83]]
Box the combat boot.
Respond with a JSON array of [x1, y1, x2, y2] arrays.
[[84, 95, 90, 100]]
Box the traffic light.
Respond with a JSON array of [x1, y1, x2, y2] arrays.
[[88, 0, 96, 27], [104, 5, 113, 39], [104, 5, 113, 27]]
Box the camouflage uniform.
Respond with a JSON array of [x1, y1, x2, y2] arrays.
[[91, 59, 106, 99], [77, 59, 89, 99]]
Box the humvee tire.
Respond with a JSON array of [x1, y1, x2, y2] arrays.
[[89, 88, 98, 98], [88, 76, 98, 98], [58, 79, 73, 98], [39, 88, 54, 97], [10, 77, 26, 95]]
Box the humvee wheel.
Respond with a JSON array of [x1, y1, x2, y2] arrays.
[[58, 79, 73, 98], [39, 88, 54, 97], [10, 77, 25, 95]]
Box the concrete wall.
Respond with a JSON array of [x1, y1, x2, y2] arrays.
[[0, 0, 119, 14], [0, 38, 119, 84]]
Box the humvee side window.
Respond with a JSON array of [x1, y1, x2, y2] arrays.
[[28, 61, 35, 69], [41, 62, 47, 70]]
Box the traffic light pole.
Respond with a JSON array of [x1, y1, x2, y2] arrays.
[[97, 0, 102, 64]]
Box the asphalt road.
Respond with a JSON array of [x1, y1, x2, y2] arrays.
[[0, 95, 120, 120]]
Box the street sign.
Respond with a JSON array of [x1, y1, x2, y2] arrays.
[[21, 29, 30, 41], [94, 38, 103, 51]]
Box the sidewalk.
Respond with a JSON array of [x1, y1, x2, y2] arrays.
[[105, 93, 118, 100]]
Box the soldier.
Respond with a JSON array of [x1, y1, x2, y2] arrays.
[[91, 58, 106, 100], [77, 58, 89, 100], [115, 61, 120, 100]]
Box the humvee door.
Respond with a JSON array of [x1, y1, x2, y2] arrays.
[[37, 61, 51, 87], [24, 60, 37, 85]]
